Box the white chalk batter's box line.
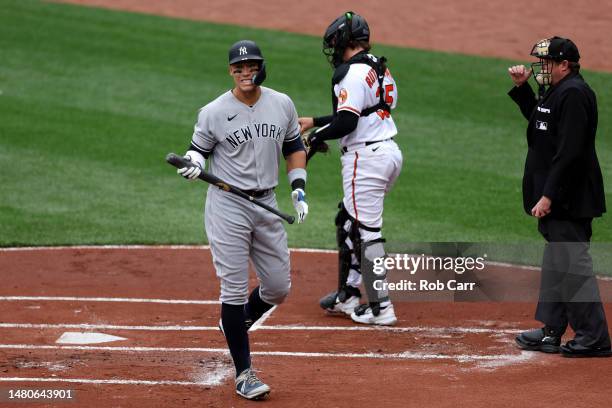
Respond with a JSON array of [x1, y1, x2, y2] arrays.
[[0, 344, 531, 363], [0, 377, 209, 387], [0, 245, 337, 253], [0, 296, 220, 305], [0, 347, 533, 387], [0, 296, 523, 334], [0, 340, 535, 388], [0, 322, 522, 334]]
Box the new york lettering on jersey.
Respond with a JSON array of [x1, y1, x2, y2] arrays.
[[191, 87, 300, 190], [224, 122, 286, 149]]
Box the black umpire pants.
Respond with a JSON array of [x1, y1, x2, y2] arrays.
[[536, 217, 611, 347]]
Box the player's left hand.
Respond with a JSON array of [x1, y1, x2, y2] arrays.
[[177, 151, 205, 180], [291, 188, 308, 223], [531, 196, 551, 218], [298, 117, 314, 134], [177, 156, 202, 180]]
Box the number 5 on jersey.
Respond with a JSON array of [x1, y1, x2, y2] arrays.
[[375, 84, 394, 120]]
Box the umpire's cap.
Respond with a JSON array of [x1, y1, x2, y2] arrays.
[[531, 36, 580, 62], [228, 40, 264, 65]]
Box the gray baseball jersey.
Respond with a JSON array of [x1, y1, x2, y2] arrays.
[[191, 86, 300, 190], [190, 86, 301, 306]]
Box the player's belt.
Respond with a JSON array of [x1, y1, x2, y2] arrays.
[[341, 138, 394, 154], [242, 188, 273, 198]]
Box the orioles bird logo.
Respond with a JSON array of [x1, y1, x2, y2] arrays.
[[339, 89, 348, 104]]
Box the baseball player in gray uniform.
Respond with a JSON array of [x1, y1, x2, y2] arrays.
[[177, 40, 308, 400]]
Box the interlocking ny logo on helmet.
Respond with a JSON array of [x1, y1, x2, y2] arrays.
[[229, 40, 264, 65], [322, 11, 370, 67]]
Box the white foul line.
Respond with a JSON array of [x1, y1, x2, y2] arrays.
[[0, 344, 526, 362], [0, 296, 220, 305], [0, 343, 227, 353], [3, 245, 612, 279], [0, 322, 522, 334], [259, 324, 523, 334], [0, 377, 204, 386], [0, 245, 210, 252], [0, 245, 336, 254], [0, 323, 219, 331]]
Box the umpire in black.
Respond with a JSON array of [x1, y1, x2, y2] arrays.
[[508, 36, 611, 357]]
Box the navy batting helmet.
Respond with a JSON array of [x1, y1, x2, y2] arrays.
[[228, 40, 266, 85], [228, 40, 264, 65]]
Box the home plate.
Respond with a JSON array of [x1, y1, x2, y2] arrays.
[[56, 332, 127, 344]]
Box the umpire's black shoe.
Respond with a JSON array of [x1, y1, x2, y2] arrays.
[[515, 327, 562, 353], [560, 340, 612, 358]]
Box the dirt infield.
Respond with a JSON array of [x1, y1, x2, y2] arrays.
[[1, 247, 611, 407], [56, 0, 612, 72]]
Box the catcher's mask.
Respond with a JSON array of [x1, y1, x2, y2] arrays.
[[322, 11, 370, 68], [529, 36, 580, 87]]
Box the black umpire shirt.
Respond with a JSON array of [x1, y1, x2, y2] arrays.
[[508, 72, 606, 219]]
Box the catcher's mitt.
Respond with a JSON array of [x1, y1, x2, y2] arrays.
[[302, 128, 329, 161]]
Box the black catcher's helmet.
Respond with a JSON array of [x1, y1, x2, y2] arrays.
[[323, 11, 370, 67], [228, 40, 267, 85]]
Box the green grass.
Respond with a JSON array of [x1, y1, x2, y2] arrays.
[[1, 0, 612, 248]]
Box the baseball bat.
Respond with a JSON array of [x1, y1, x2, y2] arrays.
[[166, 153, 295, 224]]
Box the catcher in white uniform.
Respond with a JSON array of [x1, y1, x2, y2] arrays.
[[300, 11, 403, 325]]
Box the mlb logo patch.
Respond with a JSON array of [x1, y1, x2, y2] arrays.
[[536, 120, 548, 131]]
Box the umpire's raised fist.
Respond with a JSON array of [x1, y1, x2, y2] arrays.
[[508, 65, 532, 87]]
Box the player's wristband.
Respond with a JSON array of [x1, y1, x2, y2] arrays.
[[291, 179, 306, 191], [288, 168, 307, 191]]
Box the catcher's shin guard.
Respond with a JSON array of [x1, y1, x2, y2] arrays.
[[338, 240, 359, 292], [335, 202, 350, 246], [335, 202, 355, 292], [360, 238, 390, 305], [320, 202, 363, 313]]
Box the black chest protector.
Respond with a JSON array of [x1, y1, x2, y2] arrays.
[[331, 52, 391, 117]]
